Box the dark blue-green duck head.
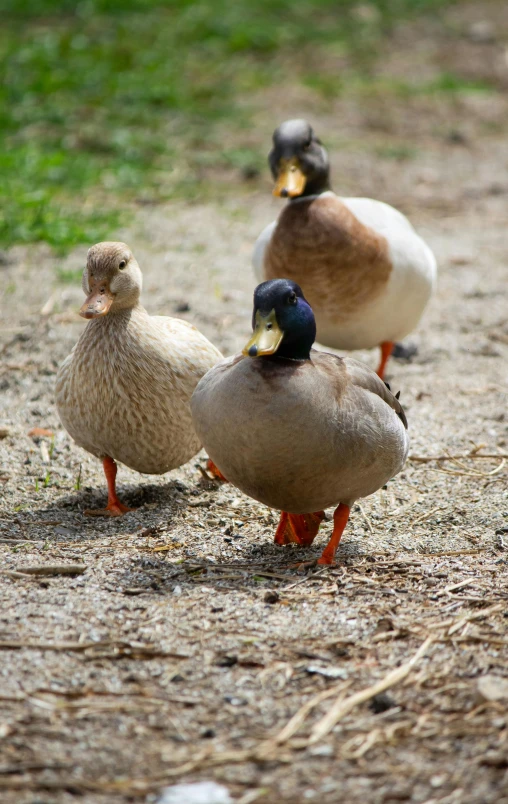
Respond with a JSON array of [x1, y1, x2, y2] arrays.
[[243, 279, 316, 361]]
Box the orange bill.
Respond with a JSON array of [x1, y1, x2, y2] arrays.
[[79, 281, 114, 319], [273, 157, 307, 198]]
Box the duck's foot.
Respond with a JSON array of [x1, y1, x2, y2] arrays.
[[274, 511, 325, 547], [317, 504, 350, 564], [206, 459, 228, 482], [376, 341, 394, 380], [391, 342, 418, 362], [84, 456, 134, 517], [84, 500, 135, 517]]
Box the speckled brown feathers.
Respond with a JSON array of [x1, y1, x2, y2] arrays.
[[264, 195, 392, 325], [56, 242, 222, 478]]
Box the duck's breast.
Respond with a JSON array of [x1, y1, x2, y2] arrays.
[[56, 313, 221, 474], [191, 353, 408, 513]]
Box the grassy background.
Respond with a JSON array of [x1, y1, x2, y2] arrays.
[[0, 0, 474, 252]]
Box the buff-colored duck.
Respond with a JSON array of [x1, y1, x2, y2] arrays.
[[56, 242, 222, 516], [191, 279, 409, 564], [253, 119, 437, 379]]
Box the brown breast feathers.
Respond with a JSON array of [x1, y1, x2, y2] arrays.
[[264, 196, 392, 324]]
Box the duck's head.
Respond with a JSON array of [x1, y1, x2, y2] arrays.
[[243, 279, 316, 361], [79, 242, 142, 319], [269, 119, 330, 200]]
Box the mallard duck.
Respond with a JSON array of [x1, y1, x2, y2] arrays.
[[252, 119, 437, 378], [191, 279, 409, 564], [56, 241, 222, 516]]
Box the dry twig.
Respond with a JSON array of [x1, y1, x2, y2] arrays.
[[306, 637, 433, 744]]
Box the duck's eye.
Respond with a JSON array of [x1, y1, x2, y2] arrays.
[[287, 291, 297, 305], [302, 139, 311, 151], [119, 259, 127, 269]]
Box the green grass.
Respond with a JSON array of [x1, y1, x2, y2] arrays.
[[1, 0, 458, 252]]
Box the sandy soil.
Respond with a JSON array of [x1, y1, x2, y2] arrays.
[[1, 3, 508, 803]]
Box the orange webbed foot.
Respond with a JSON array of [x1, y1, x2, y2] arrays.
[[274, 511, 325, 547], [84, 456, 134, 517], [206, 459, 228, 482], [84, 500, 135, 517]]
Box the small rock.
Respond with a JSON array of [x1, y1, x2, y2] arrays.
[[174, 301, 190, 313], [369, 692, 396, 714], [375, 616, 394, 633], [54, 525, 77, 537], [306, 665, 349, 680], [0, 426, 11, 439], [224, 695, 247, 706], [157, 781, 232, 804], [201, 727, 216, 739], [480, 751, 508, 768], [477, 674, 508, 702], [215, 654, 237, 667], [308, 744, 334, 756], [468, 20, 496, 44], [264, 590, 279, 604]]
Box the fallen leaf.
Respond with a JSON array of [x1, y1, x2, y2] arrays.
[[28, 427, 54, 438]]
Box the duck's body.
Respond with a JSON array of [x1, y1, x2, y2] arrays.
[[192, 349, 408, 514], [254, 193, 436, 352], [191, 279, 408, 564], [57, 307, 220, 474], [253, 120, 437, 377], [56, 241, 222, 515]]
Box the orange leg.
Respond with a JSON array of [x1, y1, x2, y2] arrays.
[[274, 511, 325, 547], [206, 459, 228, 482], [84, 456, 135, 517], [376, 341, 394, 380], [317, 504, 350, 565]]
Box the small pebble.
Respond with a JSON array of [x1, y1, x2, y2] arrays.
[[369, 692, 396, 714]]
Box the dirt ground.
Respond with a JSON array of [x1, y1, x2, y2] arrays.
[[1, 3, 508, 803]]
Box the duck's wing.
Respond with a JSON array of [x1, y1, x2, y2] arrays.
[[314, 350, 407, 429], [252, 220, 277, 282], [343, 356, 408, 428], [149, 316, 223, 386], [341, 196, 437, 284]]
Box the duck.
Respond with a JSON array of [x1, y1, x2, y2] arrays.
[[56, 241, 223, 516], [191, 279, 409, 564], [252, 119, 437, 379]]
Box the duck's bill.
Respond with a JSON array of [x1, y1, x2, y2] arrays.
[[79, 285, 114, 319], [243, 309, 284, 357], [273, 158, 307, 199]]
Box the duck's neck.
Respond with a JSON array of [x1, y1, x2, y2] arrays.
[[86, 303, 147, 332], [298, 175, 331, 198]]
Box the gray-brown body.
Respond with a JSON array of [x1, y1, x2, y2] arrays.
[[191, 350, 409, 513]]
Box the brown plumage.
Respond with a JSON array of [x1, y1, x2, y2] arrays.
[[56, 241, 222, 515], [264, 195, 392, 325]]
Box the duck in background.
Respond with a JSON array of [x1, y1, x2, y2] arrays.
[[252, 119, 437, 379], [56, 242, 223, 515], [191, 279, 409, 565]]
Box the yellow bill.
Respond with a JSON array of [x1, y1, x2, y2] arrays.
[[273, 157, 307, 198], [243, 309, 284, 357]]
